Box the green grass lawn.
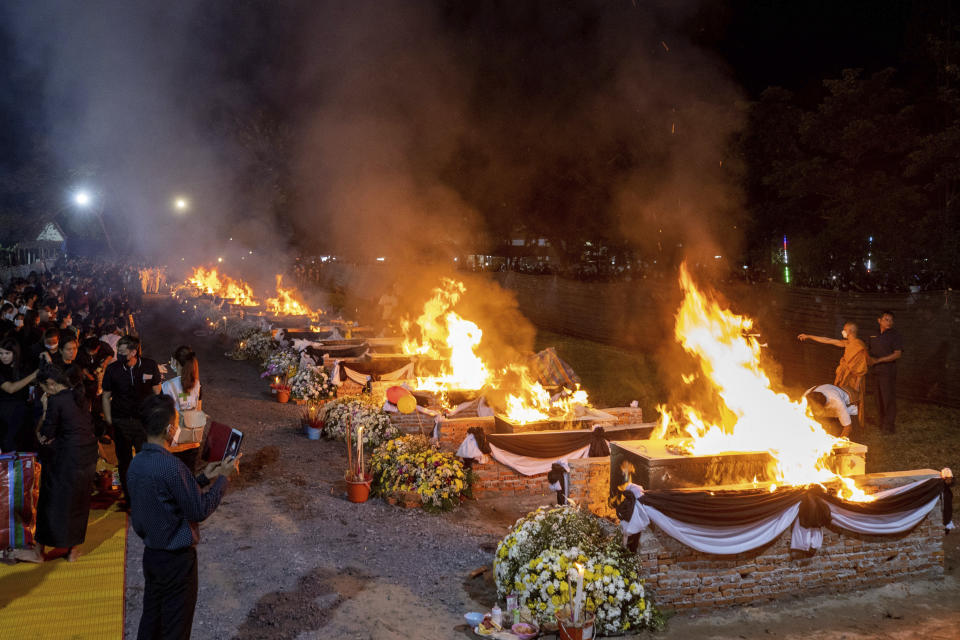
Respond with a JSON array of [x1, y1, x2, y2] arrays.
[[536, 329, 959, 498]]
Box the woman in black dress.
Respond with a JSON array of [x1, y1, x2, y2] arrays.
[[34, 362, 98, 561], [0, 337, 36, 452]]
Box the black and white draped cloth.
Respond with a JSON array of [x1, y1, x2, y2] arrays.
[[616, 477, 953, 555], [456, 427, 613, 476]]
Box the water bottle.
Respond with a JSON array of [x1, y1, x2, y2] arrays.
[[491, 605, 502, 628]]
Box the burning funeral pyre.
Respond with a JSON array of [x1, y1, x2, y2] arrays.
[[398, 278, 593, 424], [649, 264, 871, 500]]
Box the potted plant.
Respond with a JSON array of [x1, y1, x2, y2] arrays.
[[301, 403, 324, 440], [345, 421, 372, 503]]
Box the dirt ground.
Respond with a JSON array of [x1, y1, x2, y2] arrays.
[[123, 296, 960, 639]]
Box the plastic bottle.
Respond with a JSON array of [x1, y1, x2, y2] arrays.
[[491, 605, 502, 628]]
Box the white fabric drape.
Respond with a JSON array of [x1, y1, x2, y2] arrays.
[[827, 497, 940, 535], [456, 433, 489, 464], [488, 443, 590, 477], [619, 477, 942, 555]]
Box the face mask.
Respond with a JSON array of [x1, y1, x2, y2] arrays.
[[14, 320, 23, 328], [841, 330, 848, 339], [63, 319, 72, 327], [2, 313, 13, 321], [45, 343, 58, 351], [19, 306, 27, 314]]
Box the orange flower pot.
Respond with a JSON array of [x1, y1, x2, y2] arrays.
[[346, 474, 372, 503], [276, 388, 291, 403]]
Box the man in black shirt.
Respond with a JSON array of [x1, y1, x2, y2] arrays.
[[102, 335, 162, 504], [868, 310, 903, 434]]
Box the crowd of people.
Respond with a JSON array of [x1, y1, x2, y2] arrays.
[[0, 260, 145, 562]]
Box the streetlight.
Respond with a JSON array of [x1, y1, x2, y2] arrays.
[[173, 197, 189, 213], [72, 187, 116, 255]]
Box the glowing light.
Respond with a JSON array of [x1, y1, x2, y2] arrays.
[[74, 191, 91, 207], [376, 257, 385, 262]]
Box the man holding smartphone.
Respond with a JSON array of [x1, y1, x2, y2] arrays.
[[128, 393, 239, 640]]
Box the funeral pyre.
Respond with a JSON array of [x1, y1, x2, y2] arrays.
[[173, 266, 325, 335], [399, 278, 592, 423], [651, 264, 871, 501]]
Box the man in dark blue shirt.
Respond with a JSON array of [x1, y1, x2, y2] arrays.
[[868, 310, 904, 434], [128, 393, 238, 640]]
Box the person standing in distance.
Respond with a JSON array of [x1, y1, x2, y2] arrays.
[[128, 393, 238, 640], [868, 311, 903, 434], [102, 335, 161, 506]]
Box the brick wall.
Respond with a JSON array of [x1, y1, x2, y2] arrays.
[[435, 416, 495, 452], [388, 411, 438, 437], [641, 503, 943, 611], [564, 462, 946, 611], [470, 460, 555, 500]]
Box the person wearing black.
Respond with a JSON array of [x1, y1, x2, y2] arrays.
[[34, 362, 98, 562], [77, 337, 114, 440], [28, 327, 60, 370], [868, 310, 904, 434], [129, 394, 237, 640], [102, 335, 162, 505], [0, 338, 37, 452]]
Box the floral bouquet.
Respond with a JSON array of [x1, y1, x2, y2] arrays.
[[322, 397, 399, 448], [494, 505, 606, 600], [289, 362, 337, 402], [231, 329, 275, 362], [514, 542, 662, 634], [370, 435, 472, 512], [261, 348, 299, 390], [495, 505, 664, 633]]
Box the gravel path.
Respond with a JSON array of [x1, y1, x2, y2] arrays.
[[122, 296, 960, 639]]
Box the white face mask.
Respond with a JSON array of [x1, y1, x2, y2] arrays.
[[2, 313, 13, 321], [841, 329, 848, 339]]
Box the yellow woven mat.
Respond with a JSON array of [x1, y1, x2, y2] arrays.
[[0, 507, 127, 639]]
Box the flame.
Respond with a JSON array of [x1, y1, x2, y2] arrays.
[[399, 279, 590, 421], [186, 267, 258, 306], [500, 364, 590, 423], [401, 279, 492, 391], [265, 275, 322, 318], [661, 264, 871, 501]]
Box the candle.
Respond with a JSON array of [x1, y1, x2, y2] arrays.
[[573, 563, 585, 625], [357, 426, 365, 479]]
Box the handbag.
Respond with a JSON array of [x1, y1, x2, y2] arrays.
[[174, 409, 207, 445], [0, 452, 40, 550]]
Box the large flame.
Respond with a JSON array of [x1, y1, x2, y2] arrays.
[[657, 264, 870, 501], [401, 279, 492, 391], [400, 279, 589, 420], [187, 267, 258, 306], [265, 275, 322, 318]]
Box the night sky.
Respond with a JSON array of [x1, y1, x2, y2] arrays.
[[0, 0, 947, 268]]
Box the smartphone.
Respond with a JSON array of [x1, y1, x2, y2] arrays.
[[223, 429, 244, 461]]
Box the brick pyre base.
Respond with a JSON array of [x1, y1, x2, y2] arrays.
[[566, 460, 946, 611]]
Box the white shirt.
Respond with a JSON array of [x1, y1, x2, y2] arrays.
[[162, 375, 201, 411], [805, 384, 856, 427]]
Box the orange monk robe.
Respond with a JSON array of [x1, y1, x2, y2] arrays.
[[835, 338, 868, 393]]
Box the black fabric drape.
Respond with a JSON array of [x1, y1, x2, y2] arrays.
[[467, 427, 490, 454], [485, 431, 593, 459], [587, 427, 610, 457], [640, 487, 806, 526], [942, 481, 954, 528]]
